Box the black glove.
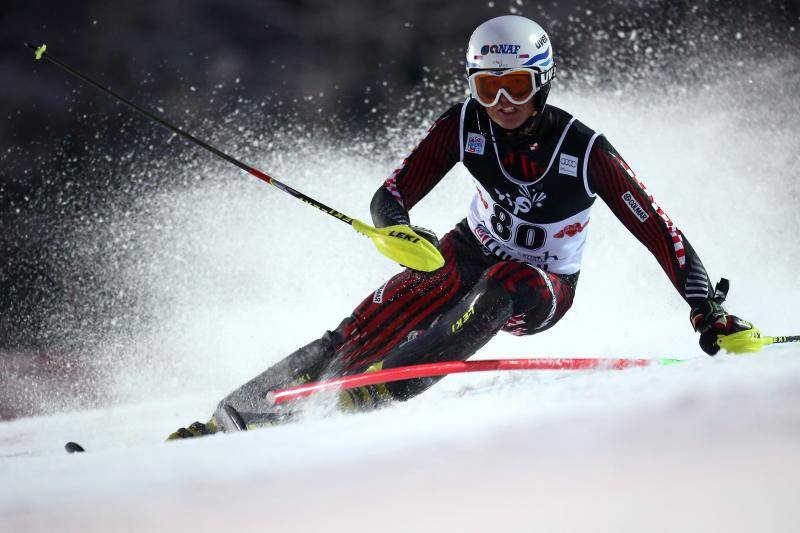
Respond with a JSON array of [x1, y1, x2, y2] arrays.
[[410, 225, 439, 249], [690, 278, 754, 355]]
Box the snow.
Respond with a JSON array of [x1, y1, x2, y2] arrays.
[[3, 354, 800, 532], [2, 65, 800, 531]]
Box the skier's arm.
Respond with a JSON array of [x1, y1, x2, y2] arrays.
[[588, 137, 756, 355], [370, 104, 462, 228], [587, 136, 712, 307]]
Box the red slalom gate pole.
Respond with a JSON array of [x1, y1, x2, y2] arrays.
[[266, 357, 684, 405]]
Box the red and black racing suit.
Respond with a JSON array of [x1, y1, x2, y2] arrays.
[[214, 103, 713, 425]]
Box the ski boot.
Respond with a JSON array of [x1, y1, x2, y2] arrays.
[[335, 362, 397, 411], [167, 404, 287, 440], [167, 417, 219, 440]]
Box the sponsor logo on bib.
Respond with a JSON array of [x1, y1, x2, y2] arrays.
[[554, 220, 589, 238], [465, 132, 486, 155], [494, 187, 547, 215], [621, 191, 650, 222], [558, 153, 578, 177]]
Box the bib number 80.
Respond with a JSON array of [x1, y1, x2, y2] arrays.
[[490, 204, 546, 250]]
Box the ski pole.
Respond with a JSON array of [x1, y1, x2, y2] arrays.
[[24, 43, 444, 272], [266, 357, 685, 405], [717, 329, 800, 354], [768, 335, 800, 345]]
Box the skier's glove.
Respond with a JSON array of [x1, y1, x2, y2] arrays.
[[690, 278, 754, 355], [410, 225, 439, 249], [397, 226, 440, 271]]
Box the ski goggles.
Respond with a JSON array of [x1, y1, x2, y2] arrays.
[[468, 67, 555, 107]]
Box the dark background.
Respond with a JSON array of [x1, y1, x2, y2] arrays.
[[1, 0, 799, 352]]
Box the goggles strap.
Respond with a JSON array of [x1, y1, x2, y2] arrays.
[[533, 65, 556, 88]]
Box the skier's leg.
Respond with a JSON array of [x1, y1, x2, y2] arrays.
[[210, 325, 347, 431], [203, 266, 459, 431], [335, 271, 513, 410], [169, 317, 360, 437], [344, 263, 578, 404], [167, 322, 347, 438], [328, 222, 490, 376], [499, 270, 578, 336], [191, 221, 488, 434], [217, 252, 578, 420]]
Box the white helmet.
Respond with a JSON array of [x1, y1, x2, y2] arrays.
[[466, 15, 554, 73], [465, 16, 555, 112]]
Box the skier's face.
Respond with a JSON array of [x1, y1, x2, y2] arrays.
[[485, 94, 536, 130]]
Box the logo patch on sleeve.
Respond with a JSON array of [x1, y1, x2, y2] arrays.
[[558, 154, 578, 177], [465, 133, 486, 155], [621, 191, 650, 222], [372, 280, 390, 304]]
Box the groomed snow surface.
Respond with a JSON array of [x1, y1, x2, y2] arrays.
[[3, 68, 800, 531], [3, 353, 800, 532]]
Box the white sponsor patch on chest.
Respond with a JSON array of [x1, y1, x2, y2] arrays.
[[558, 153, 578, 177], [621, 191, 650, 222], [465, 132, 486, 155]]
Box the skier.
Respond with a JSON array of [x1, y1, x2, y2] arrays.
[[169, 15, 753, 439]]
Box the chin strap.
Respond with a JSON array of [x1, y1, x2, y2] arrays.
[[533, 83, 551, 115]]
